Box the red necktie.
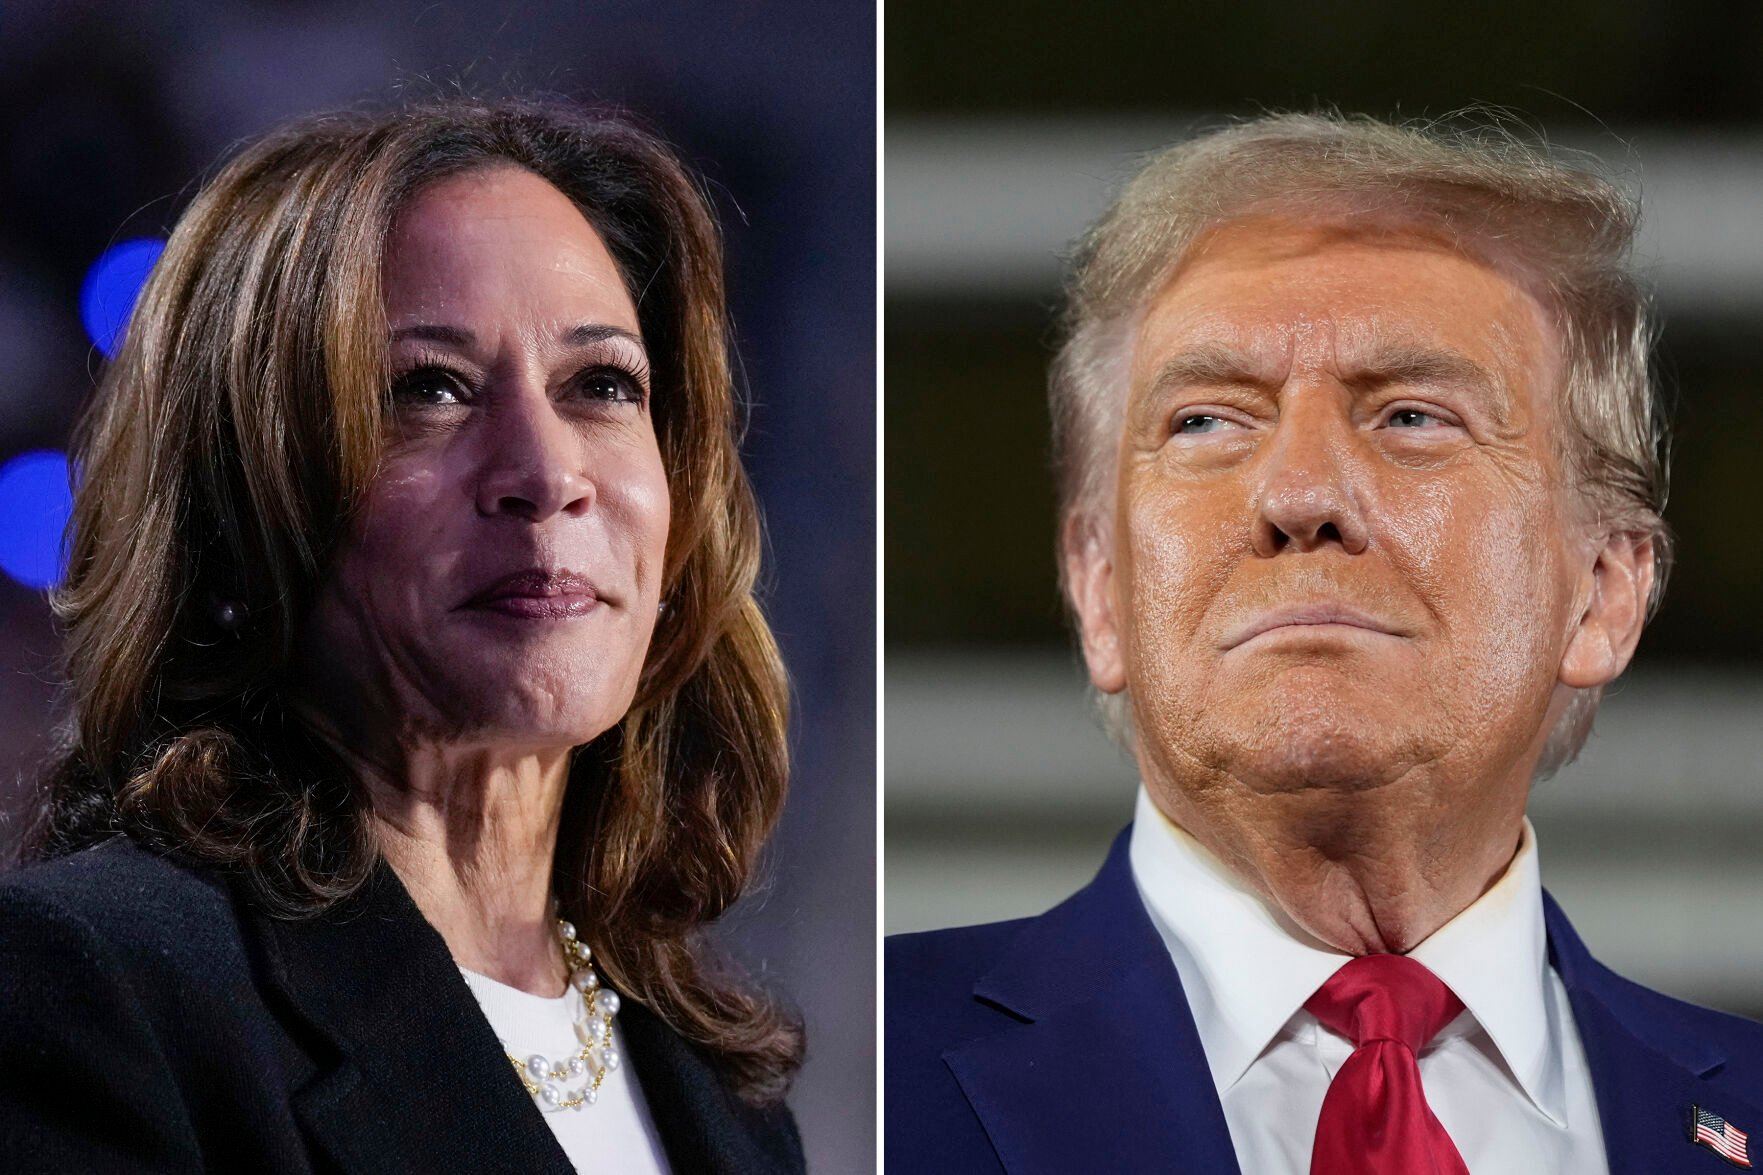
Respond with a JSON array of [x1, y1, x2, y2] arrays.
[[1304, 954, 1470, 1175]]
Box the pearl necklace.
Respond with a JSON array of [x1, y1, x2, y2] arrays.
[[497, 905, 622, 1113]]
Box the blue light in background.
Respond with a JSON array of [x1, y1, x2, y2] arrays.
[[0, 449, 75, 591], [79, 237, 165, 358]]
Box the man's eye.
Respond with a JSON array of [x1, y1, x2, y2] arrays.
[[1387, 407, 1447, 428], [1174, 413, 1236, 435], [391, 368, 465, 406]]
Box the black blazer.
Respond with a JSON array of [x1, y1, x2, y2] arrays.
[[0, 832, 804, 1174]]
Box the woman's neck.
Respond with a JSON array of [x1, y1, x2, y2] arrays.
[[295, 703, 576, 996], [371, 785, 567, 997]]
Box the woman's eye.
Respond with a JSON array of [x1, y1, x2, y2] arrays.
[[577, 367, 645, 404], [391, 368, 465, 406], [1173, 413, 1237, 435]]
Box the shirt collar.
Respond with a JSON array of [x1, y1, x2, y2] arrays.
[[1407, 812, 1567, 1127], [1127, 786, 1567, 1127]]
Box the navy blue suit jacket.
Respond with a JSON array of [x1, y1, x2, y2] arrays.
[[887, 827, 1763, 1173]]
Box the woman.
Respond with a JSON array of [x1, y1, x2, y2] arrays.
[[0, 96, 804, 1174]]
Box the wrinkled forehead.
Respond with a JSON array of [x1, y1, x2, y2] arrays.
[[1128, 210, 1558, 375], [1127, 214, 1564, 399]]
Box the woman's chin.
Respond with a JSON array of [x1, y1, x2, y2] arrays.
[[430, 699, 629, 751]]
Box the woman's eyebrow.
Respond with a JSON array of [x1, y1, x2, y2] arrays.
[[388, 323, 645, 350], [561, 323, 645, 351], [389, 323, 475, 348]]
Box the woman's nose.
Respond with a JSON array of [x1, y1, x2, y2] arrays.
[[473, 384, 595, 522]]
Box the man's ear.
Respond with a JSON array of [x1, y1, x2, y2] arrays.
[[1062, 512, 1129, 694], [1560, 531, 1656, 690]]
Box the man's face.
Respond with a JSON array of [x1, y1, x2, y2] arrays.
[[1072, 216, 1633, 802]]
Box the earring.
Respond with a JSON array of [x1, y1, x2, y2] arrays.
[[657, 599, 669, 617], [213, 597, 246, 634]]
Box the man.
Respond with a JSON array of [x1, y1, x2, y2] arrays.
[[886, 113, 1763, 1174]]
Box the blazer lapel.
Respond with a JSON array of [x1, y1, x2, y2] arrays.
[[944, 831, 1240, 1175], [1546, 892, 1763, 1174], [241, 858, 573, 1175], [621, 1001, 805, 1175]]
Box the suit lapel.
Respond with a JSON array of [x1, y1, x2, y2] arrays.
[[1546, 892, 1763, 1173], [945, 832, 1240, 1175], [241, 858, 574, 1175]]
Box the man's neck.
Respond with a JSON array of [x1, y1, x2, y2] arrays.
[[1142, 769, 1528, 955]]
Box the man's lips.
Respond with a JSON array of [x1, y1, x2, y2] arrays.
[[1222, 603, 1406, 650]]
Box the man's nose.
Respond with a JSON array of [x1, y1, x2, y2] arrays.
[[473, 383, 595, 522], [1249, 391, 1371, 557]]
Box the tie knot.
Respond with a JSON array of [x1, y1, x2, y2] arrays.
[[1304, 954, 1464, 1053]]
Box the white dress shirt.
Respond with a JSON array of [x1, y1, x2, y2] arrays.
[[458, 965, 670, 1174], [1127, 786, 1610, 1174]]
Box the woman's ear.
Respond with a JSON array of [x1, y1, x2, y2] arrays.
[[1062, 512, 1128, 694], [1560, 531, 1656, 690]]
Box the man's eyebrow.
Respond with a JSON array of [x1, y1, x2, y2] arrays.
[[388, 323, 646, 350], [1146, 342, 1283, 395], [1339, 342, 1498, 395], [1144, 340, 1499, 397]]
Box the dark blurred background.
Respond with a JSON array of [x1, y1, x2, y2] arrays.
[[0, 2, 874, 1168], [886, 2, 1763, 1020]]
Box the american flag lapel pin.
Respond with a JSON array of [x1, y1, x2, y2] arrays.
[[1690, 1105, 1754, 1168]]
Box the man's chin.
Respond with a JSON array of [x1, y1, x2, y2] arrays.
[[1196, 706, 1433, 797], [1134, 666, 1442, 793], [1221, 737, 1417, 795]]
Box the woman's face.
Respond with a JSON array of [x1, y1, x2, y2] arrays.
[[298, 165, 671, 758]]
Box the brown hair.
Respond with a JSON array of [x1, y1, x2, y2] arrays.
[[18, 96, 801, 1101], [1050, 111, 1672, 777]]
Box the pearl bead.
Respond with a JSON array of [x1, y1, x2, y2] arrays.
[[526, 1054, 551, 1081], [558, 921, 577, 942], [567, 1056, 588, 1079], [598, 991, 620, 1016], [603, 1049, 621, 1072], [571, 968, 594, 992], [540, 1082, 564, 1107], [586, 1087, 598, 1105]]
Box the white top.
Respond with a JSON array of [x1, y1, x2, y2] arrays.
[[457, 965, 670, 1174], [1127, 786, 1610, 1174]]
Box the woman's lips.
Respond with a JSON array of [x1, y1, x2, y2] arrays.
[[461, 569, 603, 618], [467, 592, 601, 619]]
